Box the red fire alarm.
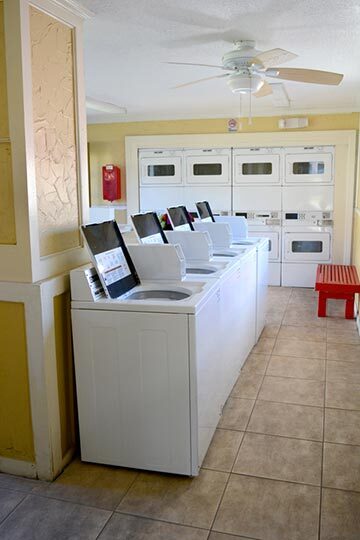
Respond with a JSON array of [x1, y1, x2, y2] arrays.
[[102, 164, 121, 202]]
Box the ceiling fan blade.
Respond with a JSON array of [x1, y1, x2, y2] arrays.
[[266, 67, 343, 85], [253, 80, 273, 97], [252, 48, 298, 68], [165, 61, 228, 70], [172, 73, 229, 89]]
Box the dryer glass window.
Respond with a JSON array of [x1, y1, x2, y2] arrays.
[[147, 164, 175, 177], [242, 163, 272, 175], [292, 161, 325, 175], [291, 240, 323, 253], [193, 163, 222, 175]]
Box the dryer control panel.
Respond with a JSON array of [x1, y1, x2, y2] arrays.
[[283, 211, 333, 226]]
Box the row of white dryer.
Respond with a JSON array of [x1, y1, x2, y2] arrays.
[[70, 211, 268, 476]]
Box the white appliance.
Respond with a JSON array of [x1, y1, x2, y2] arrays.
[[235, 211, 281, 287], [284, 146, 334, 185], [139, 149, 184, 211], [283, 146, 334, 213], [233, 147, 282, 215], [195, 201, 269, 340], [183, 148, 232, 213], [233, 147, 282, 185], [130, 211, 238, 279], [282, 211, 333, 287], [70, 220, 258, 476]]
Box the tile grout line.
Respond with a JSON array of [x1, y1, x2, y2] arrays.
[[0, 493, 31, 531], [204, 289, 283, 536], [318, 303, 328, 540], [94, 470, 141, 539]]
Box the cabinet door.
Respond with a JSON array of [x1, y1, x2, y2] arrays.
[[72, 309, 191, 474]]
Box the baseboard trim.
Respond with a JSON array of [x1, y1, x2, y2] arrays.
[[0, 457, 37, 478]]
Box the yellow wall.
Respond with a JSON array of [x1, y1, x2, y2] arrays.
[[0, 301, 35, 462], [0, 0, 16, 244], [54, 291, 77, 459], [352, 116, 360, 314], [87, 113, 359, 206]]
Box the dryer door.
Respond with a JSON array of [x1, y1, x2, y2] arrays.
[[285, 152, 333, 184], [185, 149, 231, 185], [283, 231, 331, 262], [233, 151, 281, 185], [248, 230, 280, 261], [140, 151, 183, 185]]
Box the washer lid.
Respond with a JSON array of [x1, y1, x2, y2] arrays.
[[81, 220, 140, 299]]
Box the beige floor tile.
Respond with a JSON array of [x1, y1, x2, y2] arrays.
[[278, 325, 326, 342], [98, 513, 208, 539], [213, 474, 320, 540], [0, 495, 111, 540], [261, 324, 280, 338], [265, 310, 285, 325], [233, 433, 322, 485], [326, 342, 360, 362], [327, 317, 358, 331], [327, 328, 360, 345], [218, 398, 254, 431], [267, 355, 325, 381], [202, 429, 244, 472], [209, 533, 255, 540], [323, 442, 360, 492], [272, 338, 326, 359], [258, 376, 325, 407], [326, 381, 360, 410], [282, 310, 326, 328], [242, 353, 270, 375], [325, 409, 360, 445], [117, 469, 228, 529], [251, 337, 275, 354], [320, 488, 360, 540], [33, 459, 138, 510], [326, 299, 347, 317], [231, 371, 263, 399], [326, 361, 360, 384], [247, 400, 323, 441]]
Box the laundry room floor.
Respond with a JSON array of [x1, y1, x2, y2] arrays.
[[0, 286, 360, 540]]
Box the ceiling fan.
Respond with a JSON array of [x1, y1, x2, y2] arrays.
[[166, 40, 344, 98]]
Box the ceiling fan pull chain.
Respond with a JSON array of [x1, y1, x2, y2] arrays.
[[239, 92, 242, 120]]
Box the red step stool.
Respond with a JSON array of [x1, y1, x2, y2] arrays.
[[315, 264, 360, 319]]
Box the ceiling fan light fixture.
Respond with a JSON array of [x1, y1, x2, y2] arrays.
[[226, 73, 263, 94]]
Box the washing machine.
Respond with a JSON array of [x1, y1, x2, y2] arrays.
[[195, 201, 269, 340], [71, 220, 257, 476], [282, 211, 333, 287]]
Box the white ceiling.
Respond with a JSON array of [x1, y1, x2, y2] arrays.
[[81, 0, 360, 123]]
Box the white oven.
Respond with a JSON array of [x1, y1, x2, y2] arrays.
[[184, 148, 231, 185], [233, 147, 282, 185], [139, 149, 183, 185], [284, 146, 334, 185]]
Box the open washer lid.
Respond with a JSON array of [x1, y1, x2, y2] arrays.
[[82, 220, 140, 299]]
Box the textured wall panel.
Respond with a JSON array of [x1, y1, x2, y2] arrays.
[[0, 142, 16, 244], [0, 301, 35, 462], [30, 7, 80, 256]]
